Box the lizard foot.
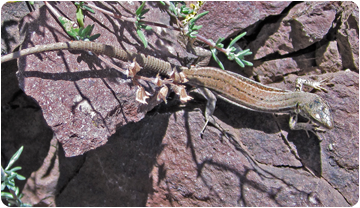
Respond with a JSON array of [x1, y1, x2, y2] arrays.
[[295, 77, 332, 92]]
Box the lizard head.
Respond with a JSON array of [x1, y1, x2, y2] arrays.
[[299, 95, 334, 129]]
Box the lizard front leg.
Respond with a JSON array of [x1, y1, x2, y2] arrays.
[[288, 113, 326, 138]]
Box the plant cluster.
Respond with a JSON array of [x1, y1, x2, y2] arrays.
[[135, 2, 153, 48], [47, 1, 101, 41], [1, 146, 31, 207], [159, 1, 253, 69], [47, 1, 252, 70]]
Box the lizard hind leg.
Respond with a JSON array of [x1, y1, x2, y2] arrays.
[[192, 87, 218, 135], [196, 88, 235, 139]]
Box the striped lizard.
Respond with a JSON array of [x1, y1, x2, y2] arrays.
[[1, 41, 334, 135]]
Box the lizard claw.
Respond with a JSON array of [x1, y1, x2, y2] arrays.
[[303, 122, 328, 139], [312, 77, 332, 92], [289, 115, 325, 138], [302, 120, 318, 138]]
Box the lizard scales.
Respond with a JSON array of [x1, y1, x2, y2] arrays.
[[1, 41, 173, 76], [182, 66, 333, 130], [1, 41, 334, 131]]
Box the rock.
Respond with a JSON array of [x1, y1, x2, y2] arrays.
[[336, 2, 359, 71], [1, 2, 43, 55], [316, 41, 342, 72], [196, 1, 292, 40], [319, 70, 359, 205], [54, 110, 349, 206], [16, 2, 188, 157], [249, 2, 337, 59], [21, 137, 59, 207], [252, 57, 301, 82], [1, 1, 358, 206]]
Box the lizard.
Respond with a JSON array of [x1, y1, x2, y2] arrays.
[[1, 41, 334, 136]]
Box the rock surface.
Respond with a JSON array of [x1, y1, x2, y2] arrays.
[[15, 2, 189, 157], [1, 1, 358, 206]]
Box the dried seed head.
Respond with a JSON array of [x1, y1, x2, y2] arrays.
[[136, 86, 151, 104], [179, 72, 189, 83], [127, 58, 142, 78], [157, 85, 169, 103], [170, 68, 181, 83], [172, 85, 192, 103], [153, 74, 163, 86]]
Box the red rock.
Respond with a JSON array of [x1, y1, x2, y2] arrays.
[[2, 1, 358, 206]]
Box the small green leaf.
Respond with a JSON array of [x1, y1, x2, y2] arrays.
[[83, 25, 94, 37], [228, 32, 246, 48], [5, 146, 23, 171], [235, 57, 245, 68], [89, 34, 101, 41], [1, 166, 6, 180], [7, 177, 16, 184], [136, 1, 146, 16], [243, 50, 253, 56], [67, 29, 79, 38], [68, 29, 80, 39], [14, 186, 19, 196], [235, 49, 251, 58], [187, 22, 194, 29], [242, 59, 253, 66], [135, 21, 142, 27], [140, 8, 150, 16], [211, 48, 224, 70], [78, 27, 84, 37], [76, 7, 84, 28], [159, 1, 166, 6], [189, 11, 209, 25], [83, 5, 95, 13], [180, 5, 192, 14], [81, 26, 91, 37], [180, 13, 187, 18], [6, 180, 15, 188], [137, 29, 148, 48], [215, 37, 225, 45], [191, 24, 203, 31], [58, 17, 79, 39], [168, 2, 177, 16], [188, 31, 198, 38], [144, 25, 152, 30], [216, 43, 224, 48], [1, 182, 6, 190], [1, 192, 13, 199], [8, 166, 21, 173], [15, 174, 26, 181], [215, 59, 225, 70]]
